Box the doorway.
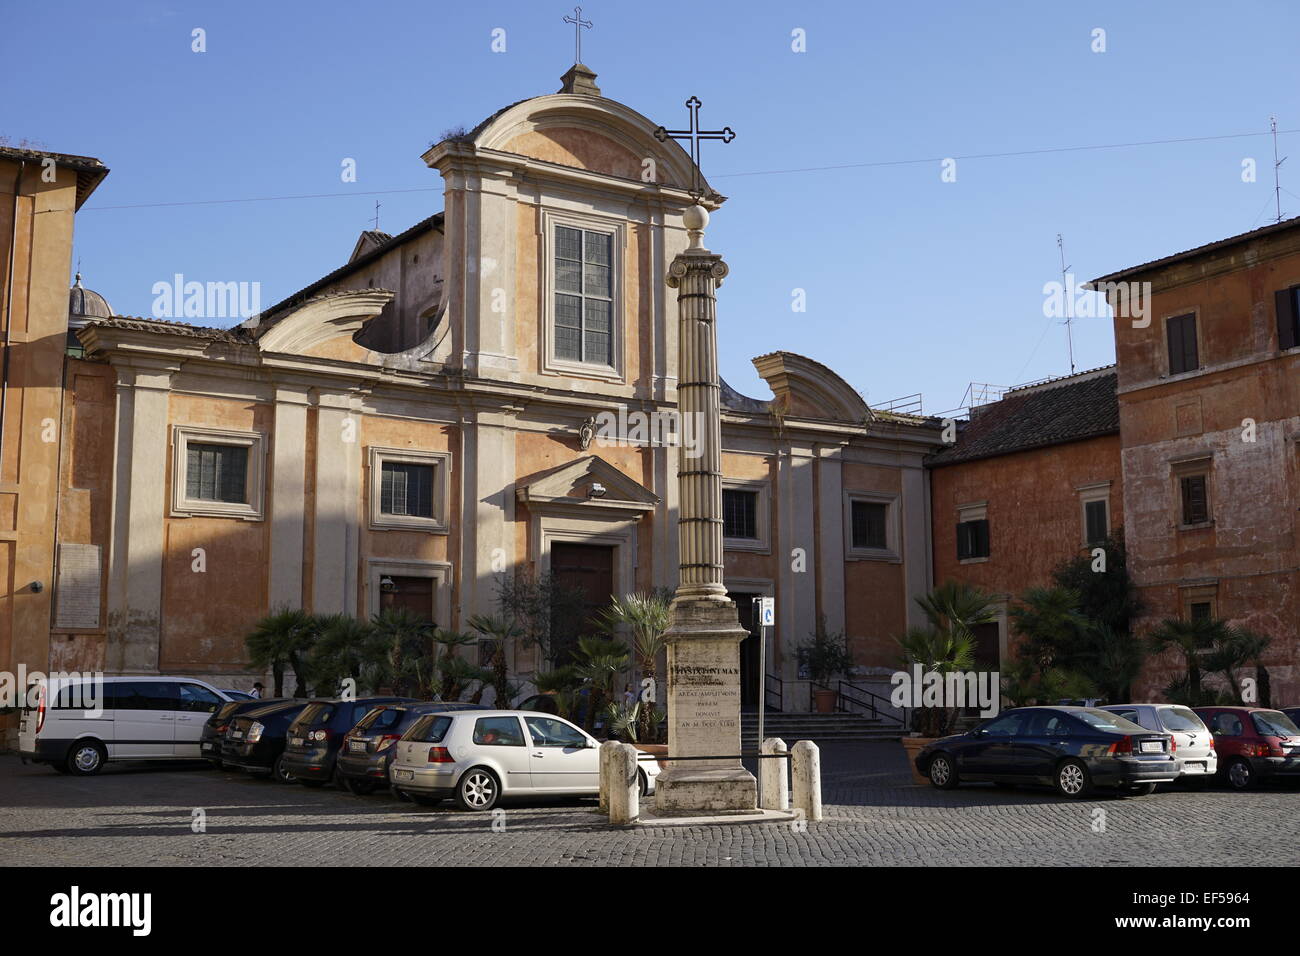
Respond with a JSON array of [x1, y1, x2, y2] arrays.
[[731, 591, 761, 709], [550, 542, 616, 664]]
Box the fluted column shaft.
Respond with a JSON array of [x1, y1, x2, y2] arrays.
[[667, 250, 729, 604]]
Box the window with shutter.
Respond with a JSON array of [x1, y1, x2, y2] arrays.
[[1166, 313, 1199, 374], [1084, 499, 1108, 545], [1275, 286, 1299, 351], [1180, 474, 1209, 525], [554, 225, 613, 366], [722, 489, 758, 539], [186, 443, 249, 503], [851, 500, 888, 550], [957, 519, 990, 560]]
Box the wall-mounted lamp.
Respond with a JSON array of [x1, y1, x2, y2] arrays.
[[30, 581, 43, 593], [587, 482, 607, 499], [380, 576, 398, 593]]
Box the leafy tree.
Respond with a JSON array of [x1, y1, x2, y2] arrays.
[[1147, 617, 1224, 706], [797, 616, 856, 684], [371, 607, 437, 698], [494, 569, 589, 667], [306, 614, 388, 696], [467, 614, 527, 708], [1051, 533, 1141, 636]]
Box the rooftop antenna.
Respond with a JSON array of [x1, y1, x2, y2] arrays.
[[1271, 115, 1287, 224], [371, 200, 381, 232], [1058, 234, 1075, 375]]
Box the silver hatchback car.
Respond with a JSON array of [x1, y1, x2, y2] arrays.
[[1101, 703, 1218, 784], [388, 709, 659, 811]]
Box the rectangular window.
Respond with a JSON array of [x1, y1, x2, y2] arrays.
[[851, 500, 888, 550], [186, 443, 248, 503], [722, 489, 758, 540], [1189, 601, 1213, 622], [380, 462, 434, 518], [1180, 474, 1209, 525], [1166, 313, 1199, 374], [554, 225, 613, 366], [957, 519, 990, 560], [1084, 499, 1109, 545], [1275, 286, 1300, 351]]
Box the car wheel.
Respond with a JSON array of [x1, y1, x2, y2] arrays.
[[1225, 757, 1254, 790], [343, 776, 378, 796], [1125, 782, 1158, 797], [638, 770, 648, 797], [1054, 759, 1092, 798], [66, 740, 107, 776], [927, 753, 959, 790], [454, 767, 501, 812], [408, 793, 443, 807], [272, 754, 296, 784]]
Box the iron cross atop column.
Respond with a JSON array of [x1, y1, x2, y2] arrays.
[[654, 97, 736, 202], [564, 6, 592, 63]]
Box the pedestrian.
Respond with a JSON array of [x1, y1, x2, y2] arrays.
[[623, 683, 634, 707], [250, 682, 264, 699]]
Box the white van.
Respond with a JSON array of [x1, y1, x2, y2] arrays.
[[18, 675, 233, 775]]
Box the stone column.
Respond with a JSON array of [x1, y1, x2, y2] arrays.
[[655, 205, 757, 814]]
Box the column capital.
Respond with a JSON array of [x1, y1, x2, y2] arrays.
[[667, 251, 728, 288]]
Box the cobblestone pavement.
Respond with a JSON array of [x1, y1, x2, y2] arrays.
[[2, 744, 1297, 866]]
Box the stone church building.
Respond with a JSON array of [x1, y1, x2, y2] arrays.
[[1, 65, 943, 719]]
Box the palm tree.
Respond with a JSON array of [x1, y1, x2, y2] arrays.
[[1205, 625, 1273, 705], [572, 635, 629, 731], [307, 614, 385, 696], [246, 608, 317, 697], [895, 625, 975, 736], [1008, 586, 1090, 668], [915, 580, 997, 643], [597, 590, 670, 741], [1084, 622, 1146, 703], [1148, 617, 1225, 706], [371, 607, 436, 698], [467, 614, 526, 708]]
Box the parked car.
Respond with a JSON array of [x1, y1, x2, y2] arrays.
[[18, 675, 232, 776], [1281, 706, 1300, 727], [220, 700, 311, 782], [280, 696, 415, 787], [200, 698, 287, 767], [219, 689, 256, 702], [1100, 703, 1217, 786], [388, 709, 660, 811], [335, 702, 487, 795], [915, 706, 1179, 798], [1193, 705, 1300, 790]]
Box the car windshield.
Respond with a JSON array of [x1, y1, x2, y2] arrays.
[[1159, 707, 1205, 733], [1252, 711, 1300, 738], [1073, 709, 1144, 732], [292, 702, 334, 729], [215, 702, 242, 720], [401, 715, 452, 743]]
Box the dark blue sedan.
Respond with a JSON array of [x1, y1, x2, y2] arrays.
[[915, 706, 1179, 798]]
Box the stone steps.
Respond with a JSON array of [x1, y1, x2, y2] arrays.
[[740, 712, 903, 743]]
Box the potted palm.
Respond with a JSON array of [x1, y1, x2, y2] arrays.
[[796, 618, 854, 713], [597, 590, 670, 744], [896, 582, 993, 783]]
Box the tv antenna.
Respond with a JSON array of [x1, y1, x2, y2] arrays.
[[1271, 116, 1287, 224], [1058, 234, 1075, 375]]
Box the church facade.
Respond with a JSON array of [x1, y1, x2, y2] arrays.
[[6, 66, 943, 720]]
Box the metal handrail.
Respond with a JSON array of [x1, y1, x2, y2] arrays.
[[764, 672, 783, 712], [837, 679, 905, 727]]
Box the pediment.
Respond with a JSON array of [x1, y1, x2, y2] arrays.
[[516, 455, 658, 515], [256, 289, 394, 356]]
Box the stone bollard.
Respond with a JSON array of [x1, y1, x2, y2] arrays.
[[598, 740, 622, 814], [791, 740, 822, 823], [608, 743, 640, 825], [760, 737, 790, 811]]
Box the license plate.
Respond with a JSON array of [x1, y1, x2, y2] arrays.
[[230, 730, 243, 739], [291, 737, 304, 747], [348, 740, 366, 753], [1141, 741, 1163, 753], [394, 769, 414, 782], [202, 743, 215, 751]]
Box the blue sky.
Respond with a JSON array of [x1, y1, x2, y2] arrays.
[[4, 0, 1298, 412]]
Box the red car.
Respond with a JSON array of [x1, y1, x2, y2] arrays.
[[1193, 706, 1300, 790]]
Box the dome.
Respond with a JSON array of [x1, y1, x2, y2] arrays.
[[68, 273, 112, 324]]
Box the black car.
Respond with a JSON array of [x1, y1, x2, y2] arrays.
[[201, 698, 287, 766], [915, 706, 1179, 798], [335, 702, 487, 795], [221, 700, 311, 783], [280, 697, 415, 787]]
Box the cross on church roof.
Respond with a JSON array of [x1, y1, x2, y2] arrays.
[[563, 6, 592, 64], [654, 97, 735, 202]]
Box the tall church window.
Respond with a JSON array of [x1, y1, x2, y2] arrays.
[[554, 225, 613, 366]]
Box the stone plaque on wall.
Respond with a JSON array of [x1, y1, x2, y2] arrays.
[[55, 543, 101, 629]]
